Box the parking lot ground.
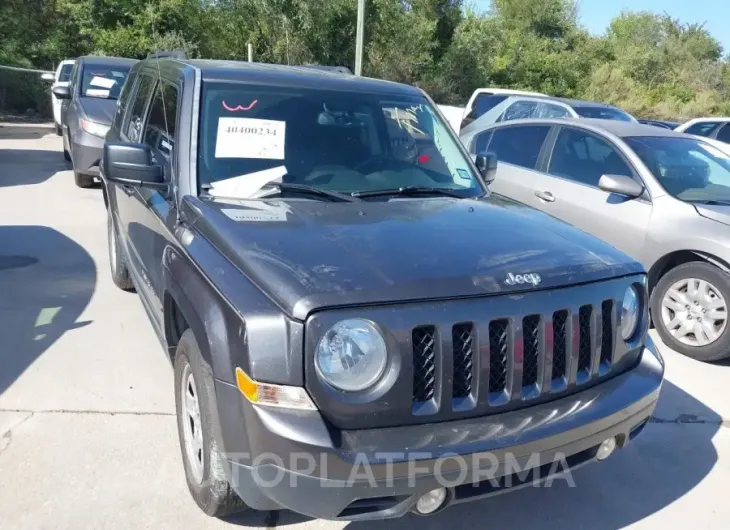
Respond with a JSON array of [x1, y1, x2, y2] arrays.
[[1, 123, 729, 529]]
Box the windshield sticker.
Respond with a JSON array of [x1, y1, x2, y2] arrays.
[[215, 117, 286, 159], [456, 168, 471, 182], [220, 202, 290, 222], [90, 76, 115, 89], [85, 88, 110, 98], [208, 165, 287, 199], [222, 100, 258, 112], [111, 71, 126, 78]]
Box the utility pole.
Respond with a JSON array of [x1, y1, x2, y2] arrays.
[[355, 0, 365, 75]]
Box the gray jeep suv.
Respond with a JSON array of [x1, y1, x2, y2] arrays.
[[99, 56, 663, 521], [463, 118, 730, 362]]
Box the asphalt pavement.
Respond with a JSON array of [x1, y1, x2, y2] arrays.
[[1, 122, 729, 529]]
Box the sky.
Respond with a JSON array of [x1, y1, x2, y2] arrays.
[[474, 0, 730, 54]]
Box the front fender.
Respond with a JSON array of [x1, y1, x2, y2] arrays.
[[161, 226, 304, 387]]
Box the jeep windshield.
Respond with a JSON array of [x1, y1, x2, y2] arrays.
[[197, 82, 484, 199], [626, 136, 730, 202]]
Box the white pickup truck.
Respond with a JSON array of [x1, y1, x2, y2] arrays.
[[438, 87, 546, 133]]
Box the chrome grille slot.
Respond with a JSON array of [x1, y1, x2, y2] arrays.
[[601, 300, 614, 367], [552, 310, 568, 382], [452, 323, 474, 399], [488, 319, 509, 394], [412, 326, 436, 403], [578, 305, 593, 376], [522, 315, 540, 389]]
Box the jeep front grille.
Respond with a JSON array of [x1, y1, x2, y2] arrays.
[[413, 299, 619, 409]]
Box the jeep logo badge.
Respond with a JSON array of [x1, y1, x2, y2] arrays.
[[505, 272, 542, 287]]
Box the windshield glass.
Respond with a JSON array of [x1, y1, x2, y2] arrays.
[[573, 105, 634, 122], [198, 81, 483, 198], [626, 136, 730, 201], [59, 63, 73, 83], [80, 65, 129, 100]]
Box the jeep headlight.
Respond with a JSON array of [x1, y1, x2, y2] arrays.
[[621, 285, 641, 341], [315, 319, 387, 392]]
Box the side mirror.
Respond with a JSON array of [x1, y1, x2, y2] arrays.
[[41, 73, 55, 82], [52, 85, 71, 99], [598, 174, 643, 198], [103, 142, 166, 190], [476, 152, 498, 183]]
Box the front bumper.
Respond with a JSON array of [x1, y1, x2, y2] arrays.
[[71, 129, 105, 177], [215, 337, 663, 521]]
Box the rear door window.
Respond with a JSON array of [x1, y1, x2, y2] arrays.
[[715, 124, 730, 144], [685, 122, 721, 137], [500, 101, 538, 122], [548, 127, 633, 186], [487, 125, 551, 169], [124, 75, 155, 142]]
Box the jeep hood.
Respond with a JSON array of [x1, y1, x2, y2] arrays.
[[184, 195, 643, 320]]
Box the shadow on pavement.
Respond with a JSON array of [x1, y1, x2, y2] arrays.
[[0, 124, 56, 140], [343, 380, 719, 530], [0, 149, 68, 187], [0, 225, 96, 394]]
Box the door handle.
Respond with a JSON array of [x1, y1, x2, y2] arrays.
[[535, 190, 555, 202]]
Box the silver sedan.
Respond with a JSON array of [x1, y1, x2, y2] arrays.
[[462, 118, 730, 362]]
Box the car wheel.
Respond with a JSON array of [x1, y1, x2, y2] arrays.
[[651, 261, 730, 361], [174, 329, 249, 517], [107, 210, 134, 291], [63, 130, 71, 161], [55, 124, 62, 136]]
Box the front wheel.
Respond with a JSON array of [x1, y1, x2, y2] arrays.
[[174, 330, 249, 517], [651, 261, 730, 362], [107, 210, 134, 291]]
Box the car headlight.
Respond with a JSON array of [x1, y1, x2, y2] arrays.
[[621, 285, 641, 341], [80, 118, 110, 138], [315, 319, 387, 392]]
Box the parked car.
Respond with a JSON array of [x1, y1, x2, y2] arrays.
[[99, 55, 662, 521], [675, 117, 730, 143], [460, 88, 547, 130], [460, 95, 637, 138], [41, 59, 75, 135], [52, 55, 137, 188], [464, 117, 730, 362], [638, 119, 681, 130]]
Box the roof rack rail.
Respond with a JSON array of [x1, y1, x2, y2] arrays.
[[298, 65, 352, 75], [147, 51, 186, 60]]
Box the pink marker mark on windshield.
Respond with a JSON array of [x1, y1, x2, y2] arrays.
[[222, 99, 258, 112]]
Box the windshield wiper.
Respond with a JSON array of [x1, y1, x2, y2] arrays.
[[260, 182, 359, 202], [686, 199, 730, 206], [202, 181, 359, 202], [351, 186, 463, 199]]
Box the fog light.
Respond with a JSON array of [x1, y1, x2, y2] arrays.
[[415, 488, 447, 515], [596, 437, 618, 461]]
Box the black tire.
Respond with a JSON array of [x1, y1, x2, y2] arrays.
[[651, 261, 730, 362], [63, 130, 72, 161], [174, 330, 248, 518], [55, 124, 62, 136], [107, 210, 134, 291], [63, 147, 71, 161], [74, 171, 94, 188]]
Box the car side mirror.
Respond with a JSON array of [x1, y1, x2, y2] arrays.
[[103, 142, 167, 190], [598, 174, 643, 198], [51, 85, 71, 99], [476, 152, 498, 183], [41, 73, 55, 82]]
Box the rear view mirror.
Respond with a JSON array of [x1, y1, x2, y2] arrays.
[[103, 142, 166, 190], [41, 73, 55, 82], [51, 85, 71, 99], [476, 152, 498, 183], [598, 174, 643, 198]]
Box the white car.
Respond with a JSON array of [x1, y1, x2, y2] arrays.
[[675, 117, 730, 144], [460, 88, 547, 130], [41, 60, 76, 135]]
